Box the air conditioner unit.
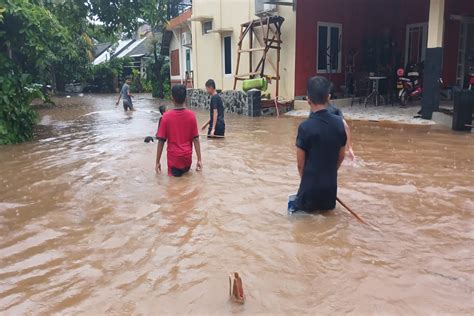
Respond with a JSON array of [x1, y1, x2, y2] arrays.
[[255, 0, 276, 17], [181, 32, 192, 47]]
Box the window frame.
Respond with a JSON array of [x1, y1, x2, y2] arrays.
[[170, 49, 180, 76], [222, 35, 233, 76], [404, 22, 428, 67], [316, 22, 343, 74], [202, 21, 213, 35], [185, 48, 191, 73]]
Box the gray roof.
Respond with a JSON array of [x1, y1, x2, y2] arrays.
[[127, 36, 153, 57], [93, 42, 112, 58], [93, 32, 163, 65]]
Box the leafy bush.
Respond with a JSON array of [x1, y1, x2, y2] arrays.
[[141, 79, 153, 93], [91, 57, 132, 93], [161, 62, 171, 99], [92, 63, 116, 92], [147, 57, 171, 99], [0, 60, 41, 144], [0, 0, 68, 144], [130, 68, 142, 93]]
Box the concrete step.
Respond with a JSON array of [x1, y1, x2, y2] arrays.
[[294, 98, 354, 111]]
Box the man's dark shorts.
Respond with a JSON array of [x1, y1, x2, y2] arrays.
[[295, 194, 336, 214], [123, 100, 134, 111], [171, 166, 190, 177], [208, 124, 225, 136]]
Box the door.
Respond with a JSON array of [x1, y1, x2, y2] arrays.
[[405, 23, 428, 67], [456, 21, 474, 88], [185, 49, 191, 73]]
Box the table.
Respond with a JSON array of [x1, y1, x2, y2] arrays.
[[364, 76, 387, 107]]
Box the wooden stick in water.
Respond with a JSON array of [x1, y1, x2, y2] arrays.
[[336, 197, 369, 226], [200, 134, 225, 138]]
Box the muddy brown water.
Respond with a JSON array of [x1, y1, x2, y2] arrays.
[[1, 94, 473, 315]]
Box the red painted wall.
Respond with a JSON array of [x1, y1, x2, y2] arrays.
[[294, 0, 474, 96], [295, 0, 400, 95], [443, 0, 474, 86], [393, 0, 429, 51]]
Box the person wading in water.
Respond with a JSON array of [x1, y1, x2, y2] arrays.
[[115, 77, 135, 111], [201, 79, 225, 137], [294, 76, 347, 213]]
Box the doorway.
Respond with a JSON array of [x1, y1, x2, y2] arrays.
[[405, 23, 428, 67], [456, 21, 474, 88]]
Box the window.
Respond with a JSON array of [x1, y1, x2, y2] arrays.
[[317, 22, 342, 73], [405, 23, 428, 67], [170, 49, 180, 76], [185, 49, 191, 73], [223, 36, 232, 75], [202, 21, 213, 35]]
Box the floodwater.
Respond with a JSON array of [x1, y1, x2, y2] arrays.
[[0, 94, 473, 315]]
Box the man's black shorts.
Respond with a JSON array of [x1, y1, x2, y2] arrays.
[[208, 124, 225, 136], [171, 166, 190, 177], [123, 100, 134, 111]]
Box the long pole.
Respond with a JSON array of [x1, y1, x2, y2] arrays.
[[336, 197, 369, 226]]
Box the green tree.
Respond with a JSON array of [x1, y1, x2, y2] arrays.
[[138, 0, 181, 98], [1, 0, 77, 81], [86, 23, 119, 44], [34, 0, 95, 88], [0, 0, 77, 144], [0, 0, 180, 144], [89, 0, 181, 98]]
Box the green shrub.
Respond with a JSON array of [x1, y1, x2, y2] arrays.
[[146, 57, 170, 99], [130, 68, 142, 93], [91, 57, 132, 93], [0, 61, 42, 144], [141, 79, 153, 93]]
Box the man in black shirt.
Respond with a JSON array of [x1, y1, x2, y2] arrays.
[[201, 79, 225, 137], [295, 76, 347, 213]]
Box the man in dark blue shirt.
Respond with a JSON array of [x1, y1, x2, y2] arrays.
[[201, 79, 225, 136], [295, 76, 347, 213]]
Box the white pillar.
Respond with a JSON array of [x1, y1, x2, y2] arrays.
[[427, 0, 445, 48]]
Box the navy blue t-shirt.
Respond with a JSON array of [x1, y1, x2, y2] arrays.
[[209, 94, 225, 135], [327, 103, 343, 118], [295, 109, 347, 212]]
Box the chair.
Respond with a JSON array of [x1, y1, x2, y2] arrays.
[[351, 72, 370, 106]]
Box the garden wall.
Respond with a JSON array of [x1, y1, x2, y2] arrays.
[[186, 89, 294, 116], [186, 89, 248, 115]]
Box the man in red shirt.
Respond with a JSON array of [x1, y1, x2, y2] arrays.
[[155, 84, 203, 176]]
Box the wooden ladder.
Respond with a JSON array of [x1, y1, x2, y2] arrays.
[[185, 70, 194, 88], [233, 16, 284, 98]]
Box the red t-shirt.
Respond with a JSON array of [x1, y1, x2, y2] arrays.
[[156, 108, 199, 174]]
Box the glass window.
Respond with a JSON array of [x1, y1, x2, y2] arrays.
[[202, 21, 212, 35], [186, 49, 191, 72], [317, 23, 342, 73], [330, 27, 340, 71], [318, 26, 328, 71], [223, 36, 232, 75]]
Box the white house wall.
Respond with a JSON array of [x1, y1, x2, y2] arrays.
[[170, 30, 182, 82], [190, 0, 296, 99]]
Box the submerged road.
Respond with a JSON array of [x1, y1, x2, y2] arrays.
[[0, 94, 473, 314]]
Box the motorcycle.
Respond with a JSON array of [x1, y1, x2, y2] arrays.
[[468, 67, 474, 90], [397, 64, 423, 106]]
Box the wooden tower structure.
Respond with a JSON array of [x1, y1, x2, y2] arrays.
[[233, 16, 284, 98]]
